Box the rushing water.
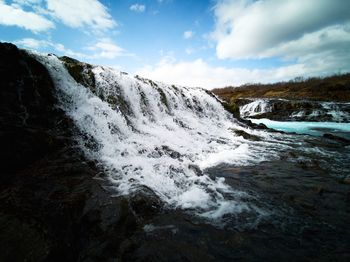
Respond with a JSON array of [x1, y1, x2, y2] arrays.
[[240, 98, 350, 122], [250, 119, 350, 139], [30, 52, 350, 226], [240, 99, 272, 117]]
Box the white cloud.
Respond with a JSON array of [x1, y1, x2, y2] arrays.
[[212, 0, 350, 60], [14, 38, 48, 49], [12, 0, 43, 6], [46, 0, 116, 31], [130, 3, 146, 13], [86, 38, 125, 59], [13, 37, 128, 61], [183, 30, 194, 39], [262, 24, 350, 60], [0, 1, 54, 32], [0, 0, 116, 33], [14, 38, 87, 58], [136, 56, 350, 89], [185, 47, 194, 55]]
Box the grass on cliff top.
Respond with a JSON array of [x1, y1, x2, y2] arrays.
[[212, 73, 350, 102]]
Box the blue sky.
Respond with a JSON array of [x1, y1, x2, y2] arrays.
[[1, 0, 350, 89]]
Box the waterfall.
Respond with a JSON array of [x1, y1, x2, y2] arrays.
[[240, 99, 272, 118], [240, 98, 350, 122], [31, 52, 293, 221]]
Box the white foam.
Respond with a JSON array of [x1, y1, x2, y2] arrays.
[[240, 99, 272, 118], [32, 53, 286, 220]]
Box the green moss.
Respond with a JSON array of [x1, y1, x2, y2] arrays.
[[148, 79, 158, 88], [59, 56, 96, 92], [107, 95, 118, 109], [171, 85, 179, 93], [116, 95, 133, 116], [156, 87, 170, 111], [222, 98, 240, 118], [139, 90, 151, 115], [231, 129, 261, 141]]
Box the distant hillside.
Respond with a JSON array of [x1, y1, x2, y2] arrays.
[[212, 74, 350, 102]]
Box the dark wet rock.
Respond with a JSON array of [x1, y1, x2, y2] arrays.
[[0, 42, 141, 261], [59, 56, 96, 91], [188, 164, 203, 176], [231, 129, 261, 141], [343, 176, 350, 185], [222, 101, 240, 118], [236, 118, 270, 130], [323, 133, 350, 145], [151, 145, 182, 159], [206, 160, 350, 260], [128, 186, 164, 220]]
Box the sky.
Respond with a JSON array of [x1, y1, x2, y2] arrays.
[[1, 0, 350, 89]]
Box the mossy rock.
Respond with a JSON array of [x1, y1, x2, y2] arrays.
[[156, 87, 170, 111], [59, 56, 96, 92], [231, 129, 261, 141], [223, 100, 240, 118]]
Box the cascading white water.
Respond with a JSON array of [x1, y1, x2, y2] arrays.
[[240, 99, 272, 118], [31, 52, 303, 221], [320, 102, 350, 122], [240, 98, 350, 122]]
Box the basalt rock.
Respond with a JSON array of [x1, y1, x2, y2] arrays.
[[323, 133, 350, 145], [0, 42, 142, 261], [231, 129, 261, 141]]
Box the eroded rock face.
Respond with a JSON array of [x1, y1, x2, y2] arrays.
[[0, 43, 141, 261]]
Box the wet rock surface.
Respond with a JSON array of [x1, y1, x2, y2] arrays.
[[118, 157, 350, 261], [205, 160, 350, 261], [0, 43, 140, 261], [323, 133, 350, 145], [230, 129, 261, 141], [1, 42, 350, 261]]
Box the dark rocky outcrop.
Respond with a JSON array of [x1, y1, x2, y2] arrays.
[[0, 42, 142, 261], [230, 129, 261, 141], [59, 56, 96, 91], [323, 133, 350, 145]]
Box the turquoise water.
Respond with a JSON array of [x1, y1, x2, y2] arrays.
[[250, 119, 350, 139]]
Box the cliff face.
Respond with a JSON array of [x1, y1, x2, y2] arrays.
[[0, 42, 253, 262], [0, 43, 142, 261], [0, 43, 59, 173]]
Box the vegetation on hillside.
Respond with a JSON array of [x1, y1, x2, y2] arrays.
[[212, 73, 350, 102]]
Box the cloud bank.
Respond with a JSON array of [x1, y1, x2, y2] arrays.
[[136, 57, 317, 89], [0, 1, 54, 32], [0, 0, 116, 32], [47, 0, 116, 31], [139, 0, 350, 89], [212, 0, 350, 59]]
